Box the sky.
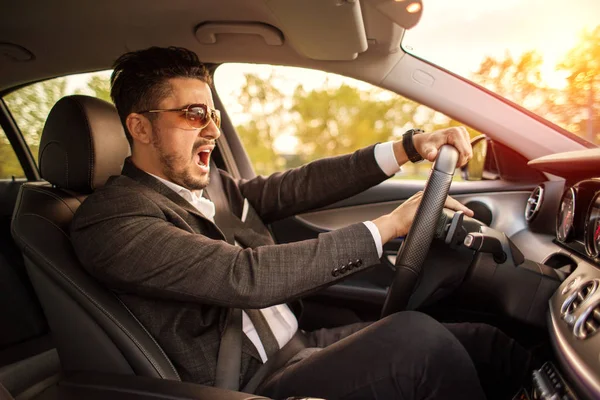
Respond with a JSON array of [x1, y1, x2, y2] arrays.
[[402, 0, 600, 88]]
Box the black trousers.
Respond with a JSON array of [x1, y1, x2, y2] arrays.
[[257, 312, 533, 400]]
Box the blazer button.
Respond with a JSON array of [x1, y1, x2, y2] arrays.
[[355, 259, 363, 267], [332, 268, 340, 277], [347, 261, 355, 270], [340, 265, 348, 274]]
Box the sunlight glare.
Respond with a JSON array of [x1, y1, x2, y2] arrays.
[[406, 2, 421, 13]]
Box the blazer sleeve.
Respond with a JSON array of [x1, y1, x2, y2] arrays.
[[238, 145, 389, 224], [70, 186, 382, 309]]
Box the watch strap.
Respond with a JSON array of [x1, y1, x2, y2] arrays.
[[402, 129, 425, 163]]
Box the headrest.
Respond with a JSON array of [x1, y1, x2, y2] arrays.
[[39, 95, 131, 193]]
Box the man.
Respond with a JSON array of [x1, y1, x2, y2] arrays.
[[71, 47, 531, 399]]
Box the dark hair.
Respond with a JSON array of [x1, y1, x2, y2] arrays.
[[110, 46, 212, 145]]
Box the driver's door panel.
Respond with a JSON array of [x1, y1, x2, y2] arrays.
[[270, 179, 535, 326]]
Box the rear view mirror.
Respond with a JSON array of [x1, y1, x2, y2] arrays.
[[461, 135, 488, 181]]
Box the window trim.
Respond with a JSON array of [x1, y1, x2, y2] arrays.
[[209, 64, 256, 180]]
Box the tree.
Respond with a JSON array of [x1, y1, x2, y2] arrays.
[[233, 70, 485, 178], [556, 26, 600, 144], [86, 75, 112, 103], [234, 73, 287, 175], [3, 78, 68, 161], [0, 131, 25, 178], [290, 82, 484, 179], [471, 50, 556, 115], [291, 83, 420, 161]]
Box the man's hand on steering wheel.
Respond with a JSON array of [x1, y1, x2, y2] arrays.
[[373, 126, 475, 244], [374, 192, 474, 243], [392, 126, 474, 168]]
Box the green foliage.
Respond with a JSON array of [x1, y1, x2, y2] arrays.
[[235, 73, 286, 175], [4, 77, 68, 162], [235, 72, 482, 178], [86, 75, 112, 103], [291, 83, 419, 161], [0, 127, 25, 179]]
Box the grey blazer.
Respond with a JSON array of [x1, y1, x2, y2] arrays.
[[70, 144, 389, 386]]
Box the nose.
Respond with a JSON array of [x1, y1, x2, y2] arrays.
[[200, 118, 221, 140]]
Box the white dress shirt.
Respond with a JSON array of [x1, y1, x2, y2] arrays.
[[149, 141, 401, 362]]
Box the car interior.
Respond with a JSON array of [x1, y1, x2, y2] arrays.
[[1, 0, 599, 399]]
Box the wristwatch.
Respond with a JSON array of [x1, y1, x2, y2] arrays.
[[402, 128, 425, 163]]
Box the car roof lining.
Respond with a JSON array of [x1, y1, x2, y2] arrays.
[[0, 0, 407, 92]]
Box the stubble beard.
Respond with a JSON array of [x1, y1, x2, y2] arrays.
[[151, 128, 210, 191]]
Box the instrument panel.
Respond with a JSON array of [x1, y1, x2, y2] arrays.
[[585, 194, 600, 259], [556, 179, 600, 264]]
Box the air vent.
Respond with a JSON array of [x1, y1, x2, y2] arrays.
[[525, 185, 544, 222], [574, 302, 600, 339], [561, 280, 598, 317]]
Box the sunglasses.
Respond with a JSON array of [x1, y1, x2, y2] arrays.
[[137, 103, 221, 130]]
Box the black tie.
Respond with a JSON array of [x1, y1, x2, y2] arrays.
[[244, 309, 280, 359]]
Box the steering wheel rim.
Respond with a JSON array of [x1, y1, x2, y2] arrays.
[[381, 144, 459, 318]]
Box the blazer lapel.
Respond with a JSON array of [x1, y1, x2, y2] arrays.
[[121, 159, 226, 237]]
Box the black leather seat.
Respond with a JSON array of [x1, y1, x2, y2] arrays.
[[10, 95, 181, 380]]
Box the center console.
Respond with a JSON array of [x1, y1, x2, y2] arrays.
[[513, 362, 577, 400]]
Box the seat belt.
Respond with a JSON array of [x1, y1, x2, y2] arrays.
[[241, 331, 309, 394], [214, 308, 242, 390], [205, 163, 242, 391], [205, 162, 308, 393]]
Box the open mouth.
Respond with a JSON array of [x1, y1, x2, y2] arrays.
[[197, 149, 211, 167], [194, 145, 214, 170]]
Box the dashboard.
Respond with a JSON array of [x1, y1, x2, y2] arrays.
[[527, 149, 600, 399], [555, 180, 600, 263]]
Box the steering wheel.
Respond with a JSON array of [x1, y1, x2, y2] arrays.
[[381, 144, 459, 318]]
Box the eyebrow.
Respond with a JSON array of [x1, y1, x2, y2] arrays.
[[179, 103, 210, 109]]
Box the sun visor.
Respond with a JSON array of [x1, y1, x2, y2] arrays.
[[191, 0, 421, 62], [264, 0, 368, 61]]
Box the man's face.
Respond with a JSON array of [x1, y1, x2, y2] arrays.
[[147, 78, 220, 190]]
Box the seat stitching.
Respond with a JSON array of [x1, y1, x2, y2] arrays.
[[14, 212, 174, 379], [38, 140, 68, 186], [25, 186, 80, 214], [70, 98, 94, 189]]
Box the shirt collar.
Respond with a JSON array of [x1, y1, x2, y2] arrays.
[[148, 173, 203, 203]]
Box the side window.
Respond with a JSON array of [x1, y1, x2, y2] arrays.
[[214, 64, 483, 179], [0, 126, 25, 179], [3, 72, 112, 165]]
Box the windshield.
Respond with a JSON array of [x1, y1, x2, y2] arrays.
[[402, 0, 600, 146]]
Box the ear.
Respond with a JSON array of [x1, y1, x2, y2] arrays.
[[126, 113, 153, 145]]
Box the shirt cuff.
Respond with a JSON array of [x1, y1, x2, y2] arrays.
[[362, 221, 383, 258], [374, 141, 402, 176]]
